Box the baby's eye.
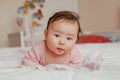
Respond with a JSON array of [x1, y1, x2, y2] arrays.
[[54, 34, 60, 37], [67, 37, 73, 40]]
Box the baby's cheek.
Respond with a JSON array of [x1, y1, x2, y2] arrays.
[[66, 44, 74, 52], [48, 40, 57, 48]]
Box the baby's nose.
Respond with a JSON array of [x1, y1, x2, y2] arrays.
[[59, 38, 65, 45]]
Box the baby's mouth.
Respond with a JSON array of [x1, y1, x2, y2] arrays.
[[57, 48, 65, 53]]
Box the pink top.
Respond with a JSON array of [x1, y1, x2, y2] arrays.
[[22, 40, 81, 67]]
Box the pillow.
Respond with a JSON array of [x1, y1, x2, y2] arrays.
[[106, 36, 120, 42], [76, 35, 111, 44]]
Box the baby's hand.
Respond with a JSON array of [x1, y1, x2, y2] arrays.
[[34, 65, 46, 69]]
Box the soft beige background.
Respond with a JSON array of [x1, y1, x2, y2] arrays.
[[0, 0, 120, 47], [78, 0, 120, 31], [0, 0, 24, 47]]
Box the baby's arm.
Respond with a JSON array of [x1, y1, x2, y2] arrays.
[[22, 47, 42, 67], [69, 46, 82, 67]]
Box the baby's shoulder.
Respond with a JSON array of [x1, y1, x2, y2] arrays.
[[32, 40, 46, 50]]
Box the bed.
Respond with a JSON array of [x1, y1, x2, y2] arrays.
[[0, 42, 120, 80], [0, 30, 120, 80]]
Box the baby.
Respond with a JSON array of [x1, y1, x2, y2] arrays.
[[22, 10, 82, 67]]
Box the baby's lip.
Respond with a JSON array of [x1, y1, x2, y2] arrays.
[[57, 48, 64, 50], [57, 47, 65, 52], [56, 48, 65, 54]]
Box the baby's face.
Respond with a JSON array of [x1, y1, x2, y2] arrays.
[[44, 20, 78, 56]]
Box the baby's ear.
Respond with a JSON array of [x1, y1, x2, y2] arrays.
[[44, 29, 48, 38]]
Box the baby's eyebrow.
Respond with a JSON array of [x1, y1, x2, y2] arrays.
[[53, 30, 75, 37]]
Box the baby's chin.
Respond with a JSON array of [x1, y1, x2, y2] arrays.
[[54, 51, 65, 55]]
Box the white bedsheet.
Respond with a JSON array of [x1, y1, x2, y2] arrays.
[[0, 43, 120, 80], [0, 67, 120, 80]]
